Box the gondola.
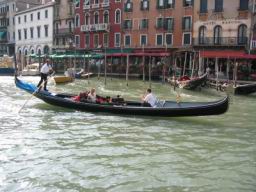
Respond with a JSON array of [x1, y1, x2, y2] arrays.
[[169, 73, 207, 90], [15, 76, 229, 117], [234, 83, 256, 95]]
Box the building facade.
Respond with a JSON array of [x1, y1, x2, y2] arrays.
[[52, 0, 75, 51], [15, 2, 54, 56], [74, 0, 122, 50], [193, 0, 256, 79]]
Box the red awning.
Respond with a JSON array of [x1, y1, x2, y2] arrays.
[[107, 52, 170, 57], [200, 50, 256, 59]]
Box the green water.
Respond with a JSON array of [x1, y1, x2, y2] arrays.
[[0, 76, 255, 192]]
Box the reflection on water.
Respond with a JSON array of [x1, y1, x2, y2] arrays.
[[0, 76, 255, 192]]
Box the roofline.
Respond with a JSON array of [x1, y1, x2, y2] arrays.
[[15, 2, 55, 16]]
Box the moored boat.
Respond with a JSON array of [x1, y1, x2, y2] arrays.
[[169, 73, 207, 90], [53, 76, 74, 84], [15, 76, 229, 117], [234, 83, 256, 95]]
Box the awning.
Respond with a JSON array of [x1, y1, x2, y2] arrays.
[[107, 52, 171, 57], [200, 50, 256, 59]]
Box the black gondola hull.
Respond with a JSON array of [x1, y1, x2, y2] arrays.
[[15, 76, 229, 117]]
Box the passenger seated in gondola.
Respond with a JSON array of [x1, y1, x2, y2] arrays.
[[88, 88, 96, 103], [142, 88, 157, 107]]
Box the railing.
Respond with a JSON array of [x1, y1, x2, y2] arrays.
[[83, 4, 90, 9], [101, 1, 110, 7], [193, 37, 248, 46], [81, 23, 109, 32], [54, 28, 74, 35], [251, 40, 256, 49], [92, 4, 100, 8]]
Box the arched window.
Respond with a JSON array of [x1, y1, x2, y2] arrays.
[[103, 11, 109, 24], [44, 45, 49, 54], [75, 14, 80, 27], [214, 25, 222, 45], [199, 26, 207, 44], [238, 24, 247, 45], [94, 12, 99, 24], [115, 9, 121, 24], [85, 13, 90, 25]]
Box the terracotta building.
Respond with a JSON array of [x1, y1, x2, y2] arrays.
[[193, 0, 256, 80]]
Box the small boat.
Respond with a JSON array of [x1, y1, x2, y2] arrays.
[[21, 63, 40, 76], [234, 83, 256, 95], [53, 76, 74, 84], [169, 73, 207, 90], [0, 55, 15, 75], [15, 76, 229, 117]]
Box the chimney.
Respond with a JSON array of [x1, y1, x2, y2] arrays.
[[26, 4, 30, 9]]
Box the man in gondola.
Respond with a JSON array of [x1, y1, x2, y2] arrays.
[[37, 59, 53, 91], [142, 88, 157, 107]]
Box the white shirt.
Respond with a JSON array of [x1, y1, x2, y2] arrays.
[[88, 93, 96, 102], [40, 63, 52, 74], [143, 93, 157, 107]]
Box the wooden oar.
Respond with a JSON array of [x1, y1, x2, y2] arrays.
[[18, 72, 55, 113]]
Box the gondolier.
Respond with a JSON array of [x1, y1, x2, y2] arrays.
[[37, 59, 53, 91]]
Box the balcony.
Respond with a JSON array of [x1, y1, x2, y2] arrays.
[[101, 1, 110, 7], [92, 4, 100, 9], [83, 4, 90, 9], [0, 12, 7, 18], [251, 40, 256, 49], [54, 28, 74, 36], [193, 37, 248, 46], [81, 23, 109, 32]]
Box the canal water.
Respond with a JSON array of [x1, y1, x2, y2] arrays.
[[0, 76, 255, 192]]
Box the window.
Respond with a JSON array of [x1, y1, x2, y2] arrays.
[[141, 0, 149, 10], [30, 13, 33, 21], [156, 34, 163, 46], [140, 34, 147, 45], [94, 34, 99, 48], [44, 25, 48, 37], [103, 11, 109, 23], [103, 33, 109, 47], [183, 0, 193, 7], [18, 17, 20, 24], [24, 15, 27, 23], [239, 0, 248, 11], [75, 14, 80, 27], [24, 29, 27, 39], [94, 12, 99, 24], [200, 0, 207, 13], [45, 10, 48, 18], [115, 9, 121, 24], [198, 26, 207, 44], [115, 33, 121, 47], [156, 17, 164, 28], [124, 35, 131, 46], [30, 27, 34, 39], [13, 17, 15, 25], [140, 19, 148, 29], [164, 18, 174, 31], [37, 12, 40, 20], [125, 0, 133, 12], [183, 33, 191, 45], [18, 29, 21, 40], [182, 16, 192, 31], [85, 14, 90, 25], [214, 25, 222, 44], [214, 0, 223, 12], [157, 0, 175, 9], [238, 24, 247, 44], [13, 32, 15, 40], [165, 33, 173, 45], [75, 35, 80, 47], [37, 26, 41, 38], [85, 34, 90, 48], [75, 0, 80, 7], [124, 19, 132, 29]]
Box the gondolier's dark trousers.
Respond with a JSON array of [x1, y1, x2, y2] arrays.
[[37, 73, 48, 90]]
